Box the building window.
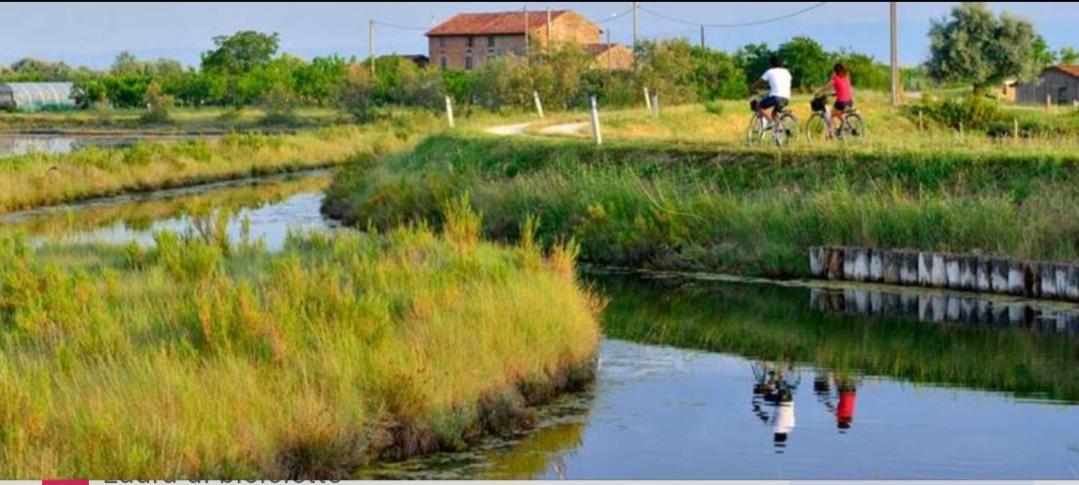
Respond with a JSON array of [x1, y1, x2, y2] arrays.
[[465, 56, 473, 70], [440, 57, 447, 70], [438, 37, 445, 48], [487, 36, 495, 47], [467, 36, 474, 48]]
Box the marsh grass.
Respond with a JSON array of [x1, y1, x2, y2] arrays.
[[324, 132, 1079, 278], [0, 203, 600, 478], [0, 112, 441, 214]]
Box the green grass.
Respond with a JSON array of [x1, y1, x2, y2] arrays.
[[323, 132, 1079, 278], [0, 204, 600, 478], [0, 112, 443, 214]]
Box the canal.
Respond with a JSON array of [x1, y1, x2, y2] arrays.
[[4, 172, 1078, 480]]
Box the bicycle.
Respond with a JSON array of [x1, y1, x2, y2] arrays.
[[805, 95, 866, 143], [745, 96, 799, 147]]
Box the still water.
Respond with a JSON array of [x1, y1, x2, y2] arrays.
[[5, 173, 1079, 480], [0, 134, 204, 157]]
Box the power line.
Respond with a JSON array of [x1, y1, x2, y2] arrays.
[[595, 6, 636, 25], [372, 19, 428, 31], [639, 2, 827, 29]]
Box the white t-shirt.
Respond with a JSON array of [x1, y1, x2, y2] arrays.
[[761, 68, 792, 99]]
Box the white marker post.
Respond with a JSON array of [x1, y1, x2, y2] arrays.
[[651, 93, 660, 118], [533, 90, 544, 119], [643, 87, 652, 111], [444, 95, 455, 128], [589, 95, 602, 146]]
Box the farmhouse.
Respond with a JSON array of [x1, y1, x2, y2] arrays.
[[1015, 65, 1079, 105], [0, 82, 75, 111], [425, 10, 633, 71]]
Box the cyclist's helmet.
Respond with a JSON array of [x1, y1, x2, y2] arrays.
[[811, 96, 826, 113]]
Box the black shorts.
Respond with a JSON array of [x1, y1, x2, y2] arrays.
[[834, 100, 853, 111], [759, 96, 789, 111]]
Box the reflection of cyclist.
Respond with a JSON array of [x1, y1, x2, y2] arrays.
[[813, 63, 854, 138], [814, 370, 860, 431], [750, 361, 800, 452], [750, 55, 792, 125]]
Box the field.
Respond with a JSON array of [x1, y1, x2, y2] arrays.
[[0, 205, 600, 478], [323, 94, 1079, 278]]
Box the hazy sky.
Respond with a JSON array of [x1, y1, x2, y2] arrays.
[[3, 2, 1076, 69]]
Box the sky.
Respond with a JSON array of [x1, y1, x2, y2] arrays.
[[2, 2, 1076, 69]]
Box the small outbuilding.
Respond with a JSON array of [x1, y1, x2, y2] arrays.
[[0, 82, 76, 111], [1014, 65, 1079, 105]]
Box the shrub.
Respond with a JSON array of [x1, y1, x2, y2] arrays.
[[910, 96, 1002, 130], [139, 80, 174, 124]]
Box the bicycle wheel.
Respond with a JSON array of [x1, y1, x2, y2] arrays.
[[805, 113, 829, 143], [774, 113, 799, 147], [840, 113, 867, 143], [745, 114, 767, 146]]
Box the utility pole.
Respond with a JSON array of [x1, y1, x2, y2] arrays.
[[369, 20, 376, 77], [890, 1, 899, 106], [524, 6, 530, 56], [606, 28, 612, 72], [700, 25, 705, 49], [632, 1, 639, 70], [546, 7, 552, 51]]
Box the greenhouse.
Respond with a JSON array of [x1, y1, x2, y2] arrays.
[[0, 82, 76, 111]]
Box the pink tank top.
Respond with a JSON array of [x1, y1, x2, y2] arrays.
[[833, 74, 853, 102]]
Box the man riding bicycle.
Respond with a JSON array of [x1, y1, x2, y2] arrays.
[[750, 55, 792, 126]]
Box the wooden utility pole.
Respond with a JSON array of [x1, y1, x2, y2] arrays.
[[369, 20, 376, 77], [546, 7, 552, 51], [606, 28, 612, 72], [890, 2, 899, 106], [524, 6, 530, 55], [632, 1, 639, 70], [700, 25, 705, 49]]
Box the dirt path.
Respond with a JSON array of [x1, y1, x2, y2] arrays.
[[484, 122, 533, 136], [538, 122, 588, 136]]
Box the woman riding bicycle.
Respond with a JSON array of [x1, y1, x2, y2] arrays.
[[813, 63, 854, 138]]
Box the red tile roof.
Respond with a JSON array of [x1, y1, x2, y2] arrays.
[[427, 10, 571, 36], [1051, 65, 1079, 80]]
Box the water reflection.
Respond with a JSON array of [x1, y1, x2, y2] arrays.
[[750, 361, 800, 452], [0, 134, 168, 157], [1, 171, 333, 250]]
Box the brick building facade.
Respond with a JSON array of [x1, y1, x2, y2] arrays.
[[426, 10, 632, 71]]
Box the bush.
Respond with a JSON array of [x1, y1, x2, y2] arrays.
[[139, 80, 173, 124], [910, 96, 1002, 130], [339, 64, 378, 122]]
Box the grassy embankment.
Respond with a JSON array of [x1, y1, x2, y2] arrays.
[[596, 274, 1079, 402], [323, 101, 1079, 278], [0, 202, 600, 478], [0, 112, 442, 214]]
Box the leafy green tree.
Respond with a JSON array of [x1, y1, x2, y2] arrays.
[[294, 55, 347, 105], [1031, 36, 1056, 71], [776, 36, 831, 91], [1058, 47, 1079, 65], [735, 43, 774, 87], [636, 39, 697, 104], [927, 3, 1040, 95], [834, 50, 890, 91], [201, 31, 280, 75], [689, 46, 745, 100], [338, 64, 378, 122], [111, 51, 141, 75]]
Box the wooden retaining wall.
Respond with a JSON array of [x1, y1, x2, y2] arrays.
[[809, 246, 1079, 303], [809, 287, 1079, 336]]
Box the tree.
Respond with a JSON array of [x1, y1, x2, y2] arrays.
[[776, 36, 830, 91], [1058, 47, 1079, 65], [1031, 36, 1056, 72], [689, 46, 745, 100], [636, 39, 697, 105], [339, 64, 378, 122], [201, 31, 280, 75], [927, 3, 1040, 95], [735, 43, 773, 87], [141, 80, 174, 123], [111, 51, 141, 75]]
